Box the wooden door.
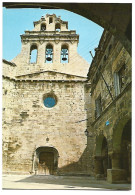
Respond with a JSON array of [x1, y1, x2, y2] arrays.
[[38, 152, 54, 175]]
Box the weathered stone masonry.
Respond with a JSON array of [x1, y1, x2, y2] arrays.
[[3, 77, 88, 175]]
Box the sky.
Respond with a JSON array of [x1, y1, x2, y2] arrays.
[[2, 7, 104, 64]]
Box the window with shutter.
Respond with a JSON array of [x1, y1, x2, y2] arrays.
[[95, 95, 102, 118], [114, 65, 125, 97]]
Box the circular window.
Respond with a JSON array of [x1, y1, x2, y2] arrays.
[[43, 93, 57, 108]]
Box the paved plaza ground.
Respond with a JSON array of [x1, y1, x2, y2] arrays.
[[2, 174, 131, 190]]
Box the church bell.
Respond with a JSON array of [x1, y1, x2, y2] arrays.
[[46, 49, 53, 61], [61, 49, 68, 61]]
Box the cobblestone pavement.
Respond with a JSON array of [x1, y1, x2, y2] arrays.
[[2, 174, 131, 190]]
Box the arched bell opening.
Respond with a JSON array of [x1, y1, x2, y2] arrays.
[[61, 44, 69, 63], [33, 146, 59, 175], [49, 17, 53, 24], [41, 23, 46, 31], [55, 23, 61, 32], [30, 44, 38, 63], [45, 44, 53, 63]]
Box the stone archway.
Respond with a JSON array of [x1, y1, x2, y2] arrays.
[[107, 117, 131, 183], [33, 146, 59, 175], [113, 115, 131, 153], [94, 134, 109, 179]]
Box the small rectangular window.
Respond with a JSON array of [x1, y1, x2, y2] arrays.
[[95, 95, 102, 118]]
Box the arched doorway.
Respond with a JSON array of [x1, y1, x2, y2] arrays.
[[38, 151, 54, 175], [94, 134, 109, 179], [33, 146, 59, 175]]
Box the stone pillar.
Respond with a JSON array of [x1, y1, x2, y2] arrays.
[[103, 156, 108, 177], [107, 152, 127, 183], [127, 143, 131, 183], [94, 156, 104, 179], [111, 152, 121, 169]]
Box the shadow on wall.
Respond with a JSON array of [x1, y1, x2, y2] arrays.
[[32, 143, 93, 176], [57, 85, 95, 176], [57, 145, 93, 176]]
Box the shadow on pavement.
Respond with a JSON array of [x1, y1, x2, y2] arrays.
[[15, 175, 131, 190]]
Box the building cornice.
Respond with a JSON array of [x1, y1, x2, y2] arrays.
[[24, 30, 77, 34], [16, 70, 87, 79], [21, 34, 79, 43], [3, 75, 87, 83], [21, 34, 79, 39]]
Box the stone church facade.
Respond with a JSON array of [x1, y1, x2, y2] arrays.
[[2, 14, 131, 183], [2, 14, 90, 176]]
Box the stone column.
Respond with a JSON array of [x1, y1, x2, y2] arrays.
[[102, 156, 108, 177], [111, 152, 121, 169], [94, 156, 104, 179], [127, 143, 131, 182]]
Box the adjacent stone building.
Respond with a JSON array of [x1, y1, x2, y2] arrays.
[[2, 14, 131, 184], [86, 30, 131, 183], [2, 14, 90, 175]]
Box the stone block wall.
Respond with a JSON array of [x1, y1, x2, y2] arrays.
[[90, 45, 131, 122], [86, 31, 132, 180], [2, 77, 89, 175]]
